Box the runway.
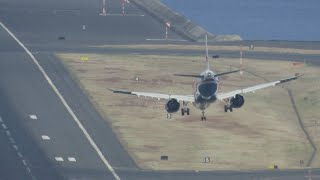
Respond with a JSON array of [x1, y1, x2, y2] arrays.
[[0, 0, 319, 179], [0, 22, 125, 179]]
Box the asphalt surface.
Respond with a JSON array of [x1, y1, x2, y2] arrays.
[[0, 25, 119, 179], [0, 0, 319, 179]]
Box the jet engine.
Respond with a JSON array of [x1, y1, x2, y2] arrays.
[[230, 94, 245, 108], [165, 98, 180, 113]]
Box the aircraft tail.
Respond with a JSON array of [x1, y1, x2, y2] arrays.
[[173, 35, 211, 79], [205, 34, 210, 70]]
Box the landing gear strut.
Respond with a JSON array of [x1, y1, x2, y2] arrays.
[[201, 111, 206, 121], [224, 105, 233, 112], [224, 98, 233, 112], [181, 101, 190, 116], [181, 108, 190, 116]]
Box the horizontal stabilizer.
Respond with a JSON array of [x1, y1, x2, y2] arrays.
[[173, 74, 204, 78], [214, 70, 240, 77]]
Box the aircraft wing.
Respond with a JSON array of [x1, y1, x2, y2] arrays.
[[216, 74, 302, 100], [108, 89, 195, 102]]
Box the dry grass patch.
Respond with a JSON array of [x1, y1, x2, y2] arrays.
[[57, 53, 319, 170]]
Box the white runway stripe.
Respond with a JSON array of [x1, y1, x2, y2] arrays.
[[0, 21, 121, 180], [29, 115, 37, 120], [0, 116, 35, 179], [55, 157, 64, 162], [41, 135, 50, 140], [68, 157, 77, 162]]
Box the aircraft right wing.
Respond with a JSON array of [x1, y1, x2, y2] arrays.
[[216, 74, 303, 100]]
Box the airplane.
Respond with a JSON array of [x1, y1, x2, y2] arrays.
[[109, 36, 302, 121]]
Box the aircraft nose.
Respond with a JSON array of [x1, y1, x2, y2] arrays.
[[199, 82, 217, 98]]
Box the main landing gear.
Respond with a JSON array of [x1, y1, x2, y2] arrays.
[[224, 105, 233, 112], [181, 101, 190, 116], [224, 98, 233, 112], [201, 111, 206, 121]]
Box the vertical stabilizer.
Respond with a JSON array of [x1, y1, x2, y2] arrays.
[[205, 34, 210, 70]]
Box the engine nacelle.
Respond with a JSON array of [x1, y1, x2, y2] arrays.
[[165, 98, 180, 113], [230, 94, 245, 108]]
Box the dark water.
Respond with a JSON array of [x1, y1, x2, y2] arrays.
[[161, 0, 320, 41]]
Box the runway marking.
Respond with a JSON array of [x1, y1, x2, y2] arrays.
[[29, 115, 37, 120], [68, 157, 77, 162], [9, 137, 15, 144], [26, 167, 31, 173], [0, 21, 121, 180], [6, 130, 11, 137], [0, 115, 36, 179], [2, 124, 7, 129], [55, 157, 64, 162], [41, 135, 50, 140], [17, 152, 23, 158]]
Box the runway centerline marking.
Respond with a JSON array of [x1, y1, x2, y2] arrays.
[[17, 152, 23, 158], [0, 116, 35, 179], [22, 160, 27, 166], [0, 21, 121, 180], [6, 130, 11, 136], [9, 137, 15, 144]]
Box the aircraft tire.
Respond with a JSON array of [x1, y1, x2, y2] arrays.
[[181, 109, 185, 116]]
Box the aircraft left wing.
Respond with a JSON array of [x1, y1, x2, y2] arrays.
[[108, 89, 195, 102], [216, 74, 302, 100]]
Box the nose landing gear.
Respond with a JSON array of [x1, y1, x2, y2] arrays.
[[201, 111, 206, 121]]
